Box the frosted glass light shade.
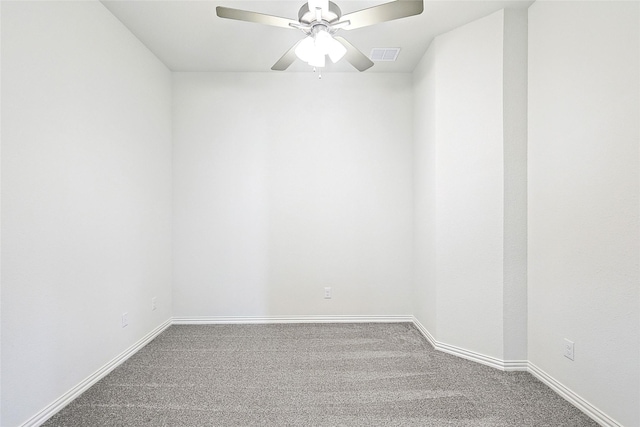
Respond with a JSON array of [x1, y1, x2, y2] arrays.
[[315, 30, 333, 53], [327, 38, 346, 63], [295, 29, 345, 68], [315, 30, 346, 63], [295, 36, 326, 68], [295, 36, 315, 62], [308, 51, 326, 68]]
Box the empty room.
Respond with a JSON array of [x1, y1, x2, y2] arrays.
[[1, 0, 638, 426]]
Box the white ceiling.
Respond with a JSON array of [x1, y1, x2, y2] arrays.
[[101, 0, 533, 73]]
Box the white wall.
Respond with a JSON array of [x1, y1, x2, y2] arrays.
[[528, 2, 639, 426], [1, 2, 172, 426], [0, 3, 3, 424], [172, 72, 414, 318], [413, 11, 507, 360], [413, 9, 528, 363], [435, 10, 505, 360], [502, 8, 528, 363], [412, 44, 437, 334]]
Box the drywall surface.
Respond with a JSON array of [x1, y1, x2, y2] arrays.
[[528, 2, 639, 426], [413, 9, 528, 362], [1, 1, 172, 425], [172, 72, 413, 318], [501, 8, 528, 362], [0, 3, 3, 424], [412, 44, 437, 334], [433, 11, 506, 360]]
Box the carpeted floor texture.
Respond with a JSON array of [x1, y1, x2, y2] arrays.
[[44, 323, 599, 426]]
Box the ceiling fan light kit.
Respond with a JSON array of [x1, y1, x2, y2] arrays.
[[216, 0, 423, 72], [295, 27, 347, 68]]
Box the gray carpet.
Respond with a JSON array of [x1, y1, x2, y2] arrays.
[[43, 323, 599, 426]]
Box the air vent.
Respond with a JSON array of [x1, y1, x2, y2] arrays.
[[370, 48, 401, 62]]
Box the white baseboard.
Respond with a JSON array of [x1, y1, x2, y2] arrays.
[[528, 362, 622, 427], [412, 316, 620, 427], [21, 318, 172, 427], [502, 359, 530, 371], [411, 316, 528, 371], [172, 314, 414, 324]]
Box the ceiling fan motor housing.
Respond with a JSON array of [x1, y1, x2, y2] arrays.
[[298, 1, 342, 25]]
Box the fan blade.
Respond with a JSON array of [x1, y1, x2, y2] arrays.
[[272, 40, 302, 71], [334, 36, 374, 71], [216, 6, 298, 29], [340, 0, 423, 30]]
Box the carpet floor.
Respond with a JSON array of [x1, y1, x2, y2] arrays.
[[43, 323, 599, 426]]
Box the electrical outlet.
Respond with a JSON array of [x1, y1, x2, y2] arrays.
[[564, 339, 574, 361], [121, 312, 128, 328], [152, 297, 157, 311], [324, 287, 332, 299]]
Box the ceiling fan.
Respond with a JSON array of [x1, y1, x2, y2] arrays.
[[216, 0, 424, 72]]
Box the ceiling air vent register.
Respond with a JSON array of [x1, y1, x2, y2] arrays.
[[370, 48, 401, 61]]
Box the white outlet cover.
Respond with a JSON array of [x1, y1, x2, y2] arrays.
[[122, 312, 129, 328], [564, 339, 574, 360]]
